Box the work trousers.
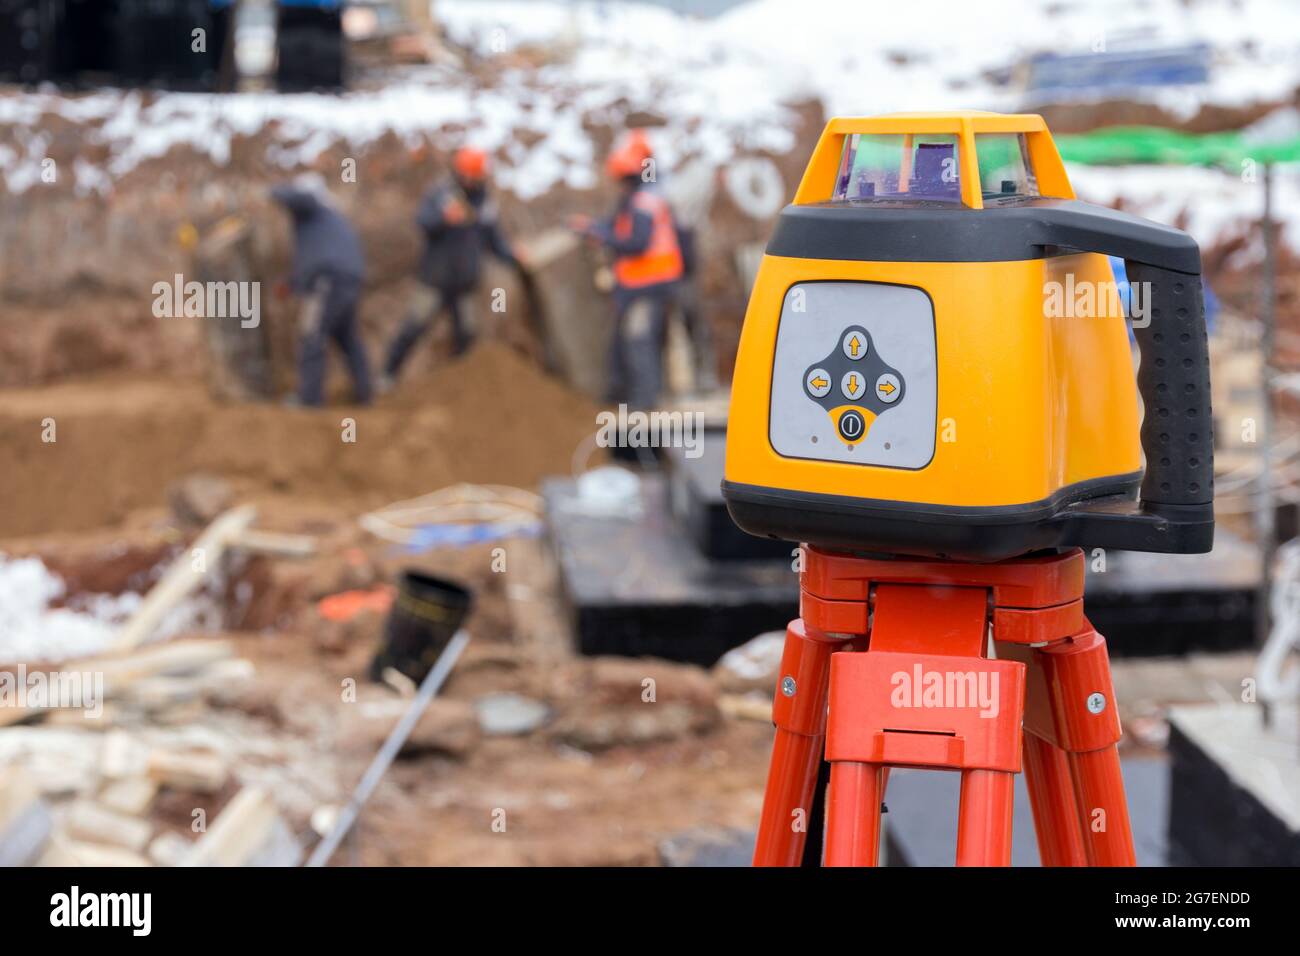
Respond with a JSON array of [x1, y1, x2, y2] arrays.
[[384, 285, 476, 377], [608, 285, 674, 409], [298, 274, 371, 406]]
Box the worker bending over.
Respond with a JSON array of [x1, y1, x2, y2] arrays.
[[571, 138, 684, 409], [382, 147, 524, 388], [271, 176, 372, 407]]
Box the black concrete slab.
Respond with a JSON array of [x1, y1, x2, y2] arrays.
[[544, 473, 797, 665], [662, 427, 792, 562], [1167, 703, 1300, 866], [1082, 533, 1257, 657]]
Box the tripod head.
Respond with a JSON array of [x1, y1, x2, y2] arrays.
[[723, 112, 1215, 561]]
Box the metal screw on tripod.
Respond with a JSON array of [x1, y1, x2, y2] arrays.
[[781, 676, 797, 697], [1086, 692, 1107, 714]]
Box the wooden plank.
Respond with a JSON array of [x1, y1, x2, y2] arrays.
[[0, 640, 233, 726], [38, 836, 151, 867], [98, 777, 159, 817], [147, 832, 192, 867], [111, 505, 257, 652], [0, 772, 52, 866], [182, 787, 300, 867], [44, 704, 119, 729], [65, 801, 153, 853], [146, 750, 228, 794], [230, 529, 317, 558], [86, 639, 235, 698], [100, 731, 148, 780]]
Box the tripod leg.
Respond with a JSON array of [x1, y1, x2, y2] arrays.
[[824, 761, 884, 866], [1022, 730, 1087, 866], [1034, 628, 1136, 866], [753, 620, 838, 866], [956, 769, 1014, 866], [754, 731, 824, 865], [1069, 746, 1136, 866]]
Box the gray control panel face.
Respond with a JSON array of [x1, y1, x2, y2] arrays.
[[768, 281, 937, 469]]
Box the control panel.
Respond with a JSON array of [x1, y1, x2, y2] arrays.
[[768, 281, 937, 469]]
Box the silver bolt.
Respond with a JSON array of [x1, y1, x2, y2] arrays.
[[1086, 692, 1106, 714], [781, 676, 797, 698]]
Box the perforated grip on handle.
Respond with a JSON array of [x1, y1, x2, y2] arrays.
[[1126, 261, 1214, 511]]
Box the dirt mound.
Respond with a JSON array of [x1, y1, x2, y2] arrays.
[[0, 343, 599, 538]]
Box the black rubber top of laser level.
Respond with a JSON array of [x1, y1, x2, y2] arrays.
[[765, 197, 1202, 274]]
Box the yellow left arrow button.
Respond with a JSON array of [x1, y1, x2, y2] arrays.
[[806, 368, 832, 397]]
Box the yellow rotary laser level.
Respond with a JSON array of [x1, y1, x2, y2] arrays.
[[723, 112, 1214, 561]]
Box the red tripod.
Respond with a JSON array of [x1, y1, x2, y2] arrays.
[[753, 547, 1134, 867]]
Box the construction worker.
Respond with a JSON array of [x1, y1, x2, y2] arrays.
[[381, 147, 524, 388], [619, 130, 718, 392], [570, 137, 684, 409], [270, 175, 372, 407]]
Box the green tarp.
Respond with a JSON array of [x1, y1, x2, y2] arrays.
[[1056, 126, 1300, 167]]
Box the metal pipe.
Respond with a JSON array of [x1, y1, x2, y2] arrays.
[[305, 629, 471, 867]]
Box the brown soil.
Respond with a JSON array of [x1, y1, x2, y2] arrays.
[[222, 548, 775, 868], [0, 342, 599, 538]]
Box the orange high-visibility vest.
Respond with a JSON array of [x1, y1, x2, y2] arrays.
[[612, 190, 683, 289]]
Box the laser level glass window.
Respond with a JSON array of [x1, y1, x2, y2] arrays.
[[975, 133, 1039, 203], [833, 134, 963, 204]]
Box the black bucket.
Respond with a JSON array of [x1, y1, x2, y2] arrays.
[[369, 572, 473, 685]]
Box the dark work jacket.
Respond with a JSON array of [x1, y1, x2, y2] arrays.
[[590, 189, 653, 257], [271, 186, 365, 292], [416, 182, 518, 293]]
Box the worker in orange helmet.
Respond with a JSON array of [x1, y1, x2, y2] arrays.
[[570, 133, 684, 410], [618, 129, 716, 392], [380, 146, 525, 389]]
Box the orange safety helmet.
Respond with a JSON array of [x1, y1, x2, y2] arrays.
[[625, 129, 653, 162], [605, 133, 652, 180], [453, 147, 490, 182]]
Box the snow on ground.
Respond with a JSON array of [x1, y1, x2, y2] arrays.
[[0, 555, 137, 662], [442, 0, 1299, 123], [0, 553, 226, 663], [0, 80, 602, 199], [0, 0, 1296, 234]]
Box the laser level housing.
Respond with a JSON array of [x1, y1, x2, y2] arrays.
[[723, 112, 1214, 560]]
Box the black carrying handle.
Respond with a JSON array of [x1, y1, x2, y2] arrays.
[[1126, 262, 1215, 515], [1036, 201, 1215, 553]]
